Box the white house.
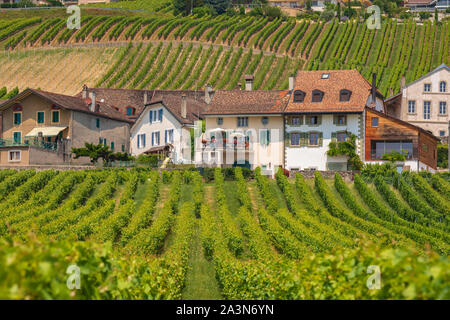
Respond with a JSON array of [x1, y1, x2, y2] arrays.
[[130, 92, 206, 163], [284, 70, 385, 171]]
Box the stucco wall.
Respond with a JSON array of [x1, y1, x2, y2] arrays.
[[2, 94, 70, 141], [0, 146, 29, 165], [401, 67, 449, 137], [285, 113, 362, 171], [203, 115, 284, 174], [70, 111, 130, 163], [130, 103, 191, 163]]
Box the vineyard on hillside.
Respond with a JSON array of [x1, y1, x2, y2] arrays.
[[0, 168, 448, 299], [0, 14, 448, 95]]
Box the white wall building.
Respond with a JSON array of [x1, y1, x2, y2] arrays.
[[130, 94, 205, 164]]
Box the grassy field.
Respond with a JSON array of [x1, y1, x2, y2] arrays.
[[0, 168, 448, 299]]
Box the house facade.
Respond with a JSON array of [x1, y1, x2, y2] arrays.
[[284, 70, 384, 171], [0, 87, 132, 166], [201, 80, 288, 175], [130, 92, 206, 164], [385, 64, 449, 139]]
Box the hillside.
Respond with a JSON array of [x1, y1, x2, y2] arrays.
[[0, 12, 448, 96]]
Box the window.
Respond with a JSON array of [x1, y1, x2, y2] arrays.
[[424, 83, 431, 92], [96, 118, 100, 128], [13, 112, 21, 125], [424, 101, 431, 119], [99, 137, 103, 145], [237, 117, 248, 127], [261, 117, 269, 125], [110, 142, 114, 150], [290, 133, 300, 146], [137, 134, 146, 149], [307, 115, 320, 125], [439, 130, 446, 137], [309, 132, 319, 146], [408, 101, 416, 114], [13, 132, 21, 144], [149, 109, 162, 123], [165, 129, 174, 144], [293, 90, 305, 102], [372, 117, 379, 127], [217, 117, 223, 125], [321, 73, 329, 79], [337, 132, 347, 142], [37, 112, 45, 124], [152, 131, 160, 146], [103, 138, 107, 147], [312, 90, 324, 102], [440, 81, 447, 92], [260, 129, 270, 146], [52, 110, 60, 123], [126, 107, 135, 116], [339, 89, 352, 102], [370, 140, 413, 160], [334, 114, 346, 125], [159, 109, 163, 122], [122, 145, 125, 152], [439, 102, 447, 115], [8, 151, 21, 162], [291, 116, 302, 126]]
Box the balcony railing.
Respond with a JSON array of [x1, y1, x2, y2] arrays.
[[0, 138, 58, 151], [203, 139, 250, 151]]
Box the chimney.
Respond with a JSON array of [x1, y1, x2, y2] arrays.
[[401, 76, 406, 89], [144, 91, 148, 105], [289, 74, 295, 92], [89, 91, 96, 112], [371, 73, 377, 103], [245, 75, 254, 91], [205, 85, 213, 104], [82, 84, 88, 99], [181, 94, 187, 119]]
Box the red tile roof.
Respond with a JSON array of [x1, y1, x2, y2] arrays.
[[203, 90, 290, 115], [0, 89, 132, 123], [285, 69, 377, 113], [149, 92, 205, 125]]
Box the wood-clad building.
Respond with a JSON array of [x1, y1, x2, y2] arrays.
[[365, 108, 438, 171]]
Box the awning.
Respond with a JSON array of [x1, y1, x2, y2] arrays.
[[25, 126, 67, 137]]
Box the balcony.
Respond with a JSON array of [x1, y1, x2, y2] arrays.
[[0, 137, 58, 151]]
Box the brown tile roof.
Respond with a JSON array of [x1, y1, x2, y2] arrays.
[[285, 69, 377, 114], [405, 0, 434, 4], [0, 89, 132, 123], [76, 88, 206, 122], [203, 90, 290, 115]]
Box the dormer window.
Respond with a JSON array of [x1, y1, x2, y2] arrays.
[[293, 90, 305, 102], [312, 90, 324, 102], [126, 107, 136, 116], [339, 89, 352, 102]]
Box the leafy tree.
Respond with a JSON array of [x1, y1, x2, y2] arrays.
[[0, 87, 6, 99], [419, 11, 431, 21], [336, 3, 341, 21], [320, 8, 335, 21], [306, 0, 312, 11], [71, 143, 131, 164], [173, 0, 203, 16], [437, 143, 448, 168], [204, 0, 231, 14]]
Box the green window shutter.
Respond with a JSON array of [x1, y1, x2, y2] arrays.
[[37, 112, 44, 124], [319, 132, 323, 147], [300, 132, 307, 147], [305, 116, 311, 125], [267, 129, 271, 145], [96, 118, 100, 128], [333, 115, 337, 125], [111, 142, 114, 150], [343, 115, 347, 125], [13, 132, 21, 144], [299, 115, 303, 125], [317, 115, 322, 125], [331, 132, 337, 142], [285, 132, 290, 146], [121, 145, 125, 152]]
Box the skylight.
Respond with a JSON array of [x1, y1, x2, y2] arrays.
[[321, 73, 330, 79]]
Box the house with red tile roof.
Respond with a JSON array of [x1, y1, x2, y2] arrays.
[[130, 91, 207, 163], [0, 87, 132, 165]]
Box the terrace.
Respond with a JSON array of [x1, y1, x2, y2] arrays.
[[0, 137, 58, 151]]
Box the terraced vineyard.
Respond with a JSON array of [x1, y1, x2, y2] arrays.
[[0, 14, 448, 95], [0, 168, 448, 299]]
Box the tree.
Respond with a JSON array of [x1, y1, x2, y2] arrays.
[[204, 0, 231, 14], [337, 3, 341, 21], [327, 133, 363, 170], [71, 143, 131, 164], [321, 8, 335, 21], [434, 8, 439, 25], [306, 0, 312, 11], [172, 0, 203, 16], [419, 11, 431, 21]]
